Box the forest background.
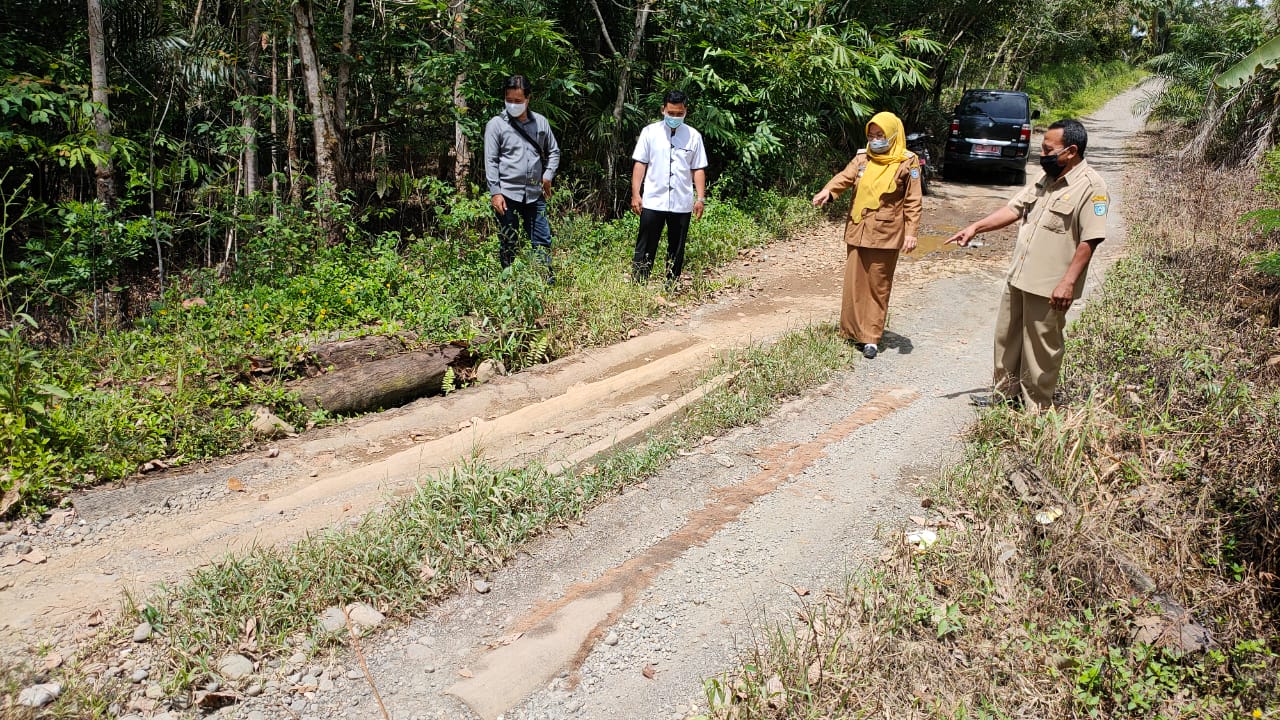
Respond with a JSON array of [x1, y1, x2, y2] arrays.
[[0, 0, 1277, 514]]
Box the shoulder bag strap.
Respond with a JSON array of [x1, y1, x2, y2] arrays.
[[508, 116, 548, 166]]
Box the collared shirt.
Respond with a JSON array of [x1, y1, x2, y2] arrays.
[[484, 110, 561, 203], [632, 122, 708, 213], [1005, 159, 1109, 298]]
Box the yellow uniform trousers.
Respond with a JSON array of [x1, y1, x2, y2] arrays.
[[841, 246, 900, 345]]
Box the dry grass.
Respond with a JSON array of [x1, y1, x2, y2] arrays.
[[703, 142, 1280, 719]]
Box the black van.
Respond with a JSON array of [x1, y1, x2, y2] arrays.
[[943, 89, 1040, 184]]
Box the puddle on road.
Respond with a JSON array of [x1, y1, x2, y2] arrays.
[[909, 230, 963, 258]]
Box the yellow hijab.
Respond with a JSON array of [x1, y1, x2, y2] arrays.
[[850, 111, 909, 225]]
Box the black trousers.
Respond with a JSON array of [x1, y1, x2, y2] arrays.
[[494, 196, 553, 277], [632, 209, 692, 283]]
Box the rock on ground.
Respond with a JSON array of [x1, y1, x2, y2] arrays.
[[17, 683, 61, 707], [216, 653, 254, 681], [347, 602, 385, 631], [250, 406, 297, 438]]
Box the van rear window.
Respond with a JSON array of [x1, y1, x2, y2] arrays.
[[957, 92, 1027, 118]]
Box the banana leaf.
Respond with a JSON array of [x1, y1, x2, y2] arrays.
[[1215, 34, 1280, 89]]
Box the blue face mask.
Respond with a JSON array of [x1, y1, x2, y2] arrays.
[[868, 137, 891, 154], [664, 114, 685, 129]]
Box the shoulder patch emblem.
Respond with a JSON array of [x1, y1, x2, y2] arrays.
[[1093, 202, 1107, 216], [911, 168, 920, 179]]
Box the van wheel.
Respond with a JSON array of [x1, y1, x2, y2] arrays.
[[942, 164, 958, 181], [1010, 169, 1027, 185]]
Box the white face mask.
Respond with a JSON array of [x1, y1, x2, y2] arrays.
[[505, 101, 527, 117], [868, 137, 892, 154]]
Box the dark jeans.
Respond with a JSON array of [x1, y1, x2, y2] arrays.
[[632, 208, 692, 283], [495, 196, 552, 277]]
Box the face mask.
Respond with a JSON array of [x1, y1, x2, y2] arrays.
[[664, 114, 684, 129], [505, 102, 527, 117], [1039, 148, 1069, 178], [868, 138, 891, 154]]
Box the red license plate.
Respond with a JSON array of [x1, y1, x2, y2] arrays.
[[973, 143, 1001, 155]]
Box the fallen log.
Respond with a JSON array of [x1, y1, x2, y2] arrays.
[[288, 344, 468, 415], [307, 333, 418, 374]]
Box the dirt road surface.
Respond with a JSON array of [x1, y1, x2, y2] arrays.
[[0, 86, 1150, 720]]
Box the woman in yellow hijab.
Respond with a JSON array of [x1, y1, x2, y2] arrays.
[[811, 111, 922, 359]]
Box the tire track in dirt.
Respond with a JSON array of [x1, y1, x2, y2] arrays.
[[447, 387, 919, 719]]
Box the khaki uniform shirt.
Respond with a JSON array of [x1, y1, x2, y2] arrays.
[[821, 150, 923, 249], [1005, 159, 1109, 298]]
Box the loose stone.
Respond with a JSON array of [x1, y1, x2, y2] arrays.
[[347, 602, 385, 630], [17, 683, 61, 707], [216, 653, 254, 681]]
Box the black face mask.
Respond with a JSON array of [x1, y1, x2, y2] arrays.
[[1039, 148, 1070, 178]]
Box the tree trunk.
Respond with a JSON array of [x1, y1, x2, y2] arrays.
[[607, 0, 654, 214], [305, 334, 417, 373], [286, 36, 303, 204], [1002, 30, 1032, 89], [447, 0, 471, 190], [981, 30, 1014, 88], [86, 0, 116, 206], [241, 4, 261, 197], [291, 0, 346, 203], [587, 0, 618, 56], [953, 46, 970, 91], [288, 345, 468, 415], [334, 0, 355, 130], [270, 36, 281, 214]]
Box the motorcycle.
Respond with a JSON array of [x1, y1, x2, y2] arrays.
[[905, 132, 936, 196]]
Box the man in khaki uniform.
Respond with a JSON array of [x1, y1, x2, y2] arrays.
[[813, 111, 922, 359], [947, 119, 1108, 409]]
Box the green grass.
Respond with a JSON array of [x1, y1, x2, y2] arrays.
[[1026, 60, 1148, 124], [13, 323, 854, 715], [695, 140, 1280, 720], [0, 188, 820, 516]]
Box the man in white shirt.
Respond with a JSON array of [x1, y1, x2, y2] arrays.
[[630, 90, 709, 286]]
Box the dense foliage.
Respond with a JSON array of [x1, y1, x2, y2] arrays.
[[1141, 0, 1280, 164], [1, 0, 1140, 296]]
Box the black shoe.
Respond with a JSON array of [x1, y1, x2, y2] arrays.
[[968, 393, 997, 407], [863, 343, 878, 359], [969, 392, 1021, 408]]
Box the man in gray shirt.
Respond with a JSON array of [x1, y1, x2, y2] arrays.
[[483, 75, 561, 279]]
